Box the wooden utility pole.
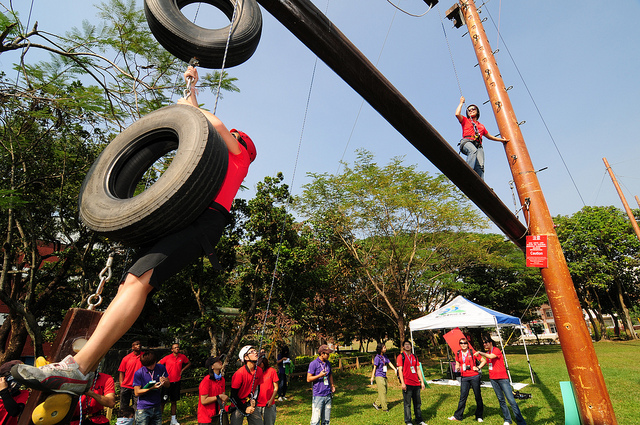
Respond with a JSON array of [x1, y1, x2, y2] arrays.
[[603, 157, 640, 242], [455, 0, 617, 423]]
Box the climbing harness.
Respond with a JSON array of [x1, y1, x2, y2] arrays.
[[87, 252, 115, 311]]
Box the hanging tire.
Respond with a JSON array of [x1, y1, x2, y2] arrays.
[[144, 0, 262, 69], [79, 104, 228, 247]]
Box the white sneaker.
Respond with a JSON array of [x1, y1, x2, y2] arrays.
[[477, 419, 484, 423], [11, 355, 94, 396], [278, 396, 284, 401], [504, 422, 511, 425], [419, 422, 428, 425]]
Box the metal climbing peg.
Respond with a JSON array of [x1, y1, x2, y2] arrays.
[[87, 252, 115, 310]]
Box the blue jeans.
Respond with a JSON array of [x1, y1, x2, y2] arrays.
[[310, 395, 332, 425], [136, 406, 162, 425], [461, 141, 485, 179], [453, 374, 484, 420], [402, 385, 423, 424], [490, 379, 527, 425]]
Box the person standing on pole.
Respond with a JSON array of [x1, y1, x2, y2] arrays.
[[455, 96, 509, 180]]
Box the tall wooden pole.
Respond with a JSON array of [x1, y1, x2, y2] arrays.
[[636, 196, 640, 209], [603, 157, 640, 242], [459, 0, 617, 423]]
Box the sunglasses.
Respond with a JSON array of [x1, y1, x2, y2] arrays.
[[234, 132, 248, 150], [467, 107, 477, 111], [459, 341, 468, 345]]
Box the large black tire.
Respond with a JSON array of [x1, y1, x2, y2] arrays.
[[79, 104, 228, 247], [144, 0, 262, 69]]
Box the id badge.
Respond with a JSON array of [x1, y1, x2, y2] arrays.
[[488, 363, 493, 371], [410, 366, 416, 374], [383, 365, 387, 373], [324, 376, 329, 385]]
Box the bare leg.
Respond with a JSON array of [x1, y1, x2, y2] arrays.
[[74, 270, 154, 374]]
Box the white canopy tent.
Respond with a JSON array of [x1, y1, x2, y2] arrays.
[[409, 295, 535, 383]]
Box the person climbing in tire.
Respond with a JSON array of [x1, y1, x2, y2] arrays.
[[11, 66, 257, 395], [455, 96, 508, 180]]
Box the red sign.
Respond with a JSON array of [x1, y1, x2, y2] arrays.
[[526, 235, 548, 268]]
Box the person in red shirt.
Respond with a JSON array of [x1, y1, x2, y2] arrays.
[[230, 346, 263, 425], [118, 341, 142, 409], [257, 357, 279, 425], [198, 356, 229, 425], [71, 372, 116, 425], [455, 96, 509, 180], [0, 361, 29, 425], [475, 339, 527, 425], [11, 66, 257, 396], [396, 340, 426, 425], [448, 338, 485, 422], [159, 343, 191, 425]]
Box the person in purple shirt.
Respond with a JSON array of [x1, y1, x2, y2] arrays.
[[370, 345, 398, 411], [306, 345, 336, 425], [133, 351, 169, 425]]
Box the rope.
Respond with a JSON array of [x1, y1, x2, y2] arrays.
[[213, 0, 239, 114], [481, 3, 586, 207], [385, 0, 434, 17], [437, 3, 463, 96], [337, 7, 398, 171]]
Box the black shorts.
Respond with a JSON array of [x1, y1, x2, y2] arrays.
[[127, 206, 229, 289], [162, 381, 182, 402]]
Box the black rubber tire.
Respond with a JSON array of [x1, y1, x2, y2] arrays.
[[79, 104, 228, 247], [144, 0, 262, 69]]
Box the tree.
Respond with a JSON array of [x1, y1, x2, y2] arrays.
[[0, 0, 241, 360], [297, 150, 489, 342], [555, 206, 640, 340]]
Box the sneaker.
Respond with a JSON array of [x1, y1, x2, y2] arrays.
[[283, 396, 288, 401], [477, 419, 484, 423], [448, 417, 459, 422], [278, 397, 284, 401], [373, 403, 380, 410], [419, 422, 428, 425], [504, 422, 511, 425], [11, 355, 94, 395]]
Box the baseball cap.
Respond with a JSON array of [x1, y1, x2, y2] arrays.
[[318, 344, 334, 355], [230, 129, 257, 163]]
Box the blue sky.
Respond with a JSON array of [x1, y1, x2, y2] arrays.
[[6, 0, 640, 233]]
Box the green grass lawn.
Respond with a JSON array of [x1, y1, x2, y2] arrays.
[[172, 340, 640, 425]]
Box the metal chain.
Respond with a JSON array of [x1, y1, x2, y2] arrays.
[[87, 252, 115, 310]]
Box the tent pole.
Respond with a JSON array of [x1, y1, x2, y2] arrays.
[[520, 326, 535, 384], [494, 317, 513, 384]]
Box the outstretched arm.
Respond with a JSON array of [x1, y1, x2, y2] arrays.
[[455, 96, 465, 122], [485, 133, 509, 143], [178, 66, 241, 156]]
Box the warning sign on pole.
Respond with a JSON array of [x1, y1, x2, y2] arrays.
[[526, 235, 548, 268]]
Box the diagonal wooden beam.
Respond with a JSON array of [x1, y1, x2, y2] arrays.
[[256, 0, 527, 248]]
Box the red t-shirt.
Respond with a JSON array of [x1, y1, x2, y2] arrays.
[[71, 373, 115, 425], [460, 116, 488, 143], [486, 347, 508, 380], [118, 352, 142, 389], [257, 367, 279, 407], [456, 349, 480, 378], [231, 365, 263, 400], [213, 148, 250, 212], [397, 352, 420, 386], [159, 353, 190, 383], [0, 389, 29, 425], [198, 375, 226, 423]]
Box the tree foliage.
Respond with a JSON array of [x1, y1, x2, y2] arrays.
[[555, 206, 640, 340], [297, 150, 490, 342]]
